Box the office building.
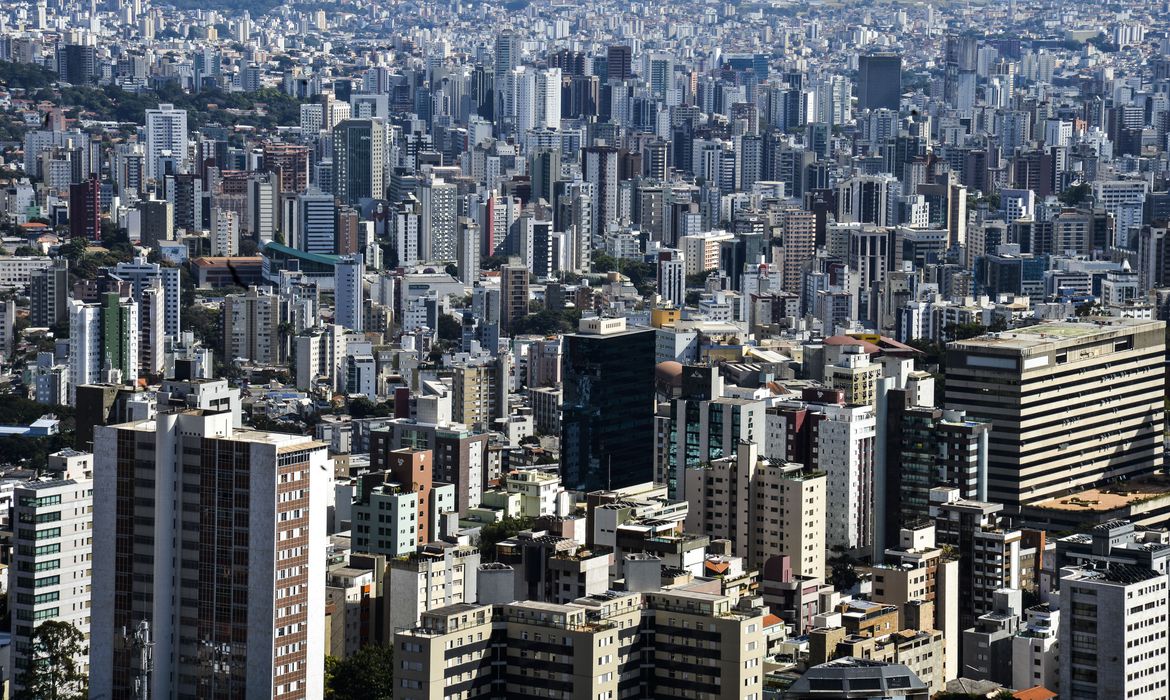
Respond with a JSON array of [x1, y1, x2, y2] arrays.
[[945, 319, 1165, 508], [561, 317, 656, 491], [91, 411, 330, 699], [333, 119, 386, 206], [857, 54, 902, 112]]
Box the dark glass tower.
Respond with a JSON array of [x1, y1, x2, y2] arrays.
[[857, 53, 902, 111], [561, 319, 656, 491]]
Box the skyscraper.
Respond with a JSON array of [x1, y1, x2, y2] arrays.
[[606, 44, 632, 81], [499, 261, 529, 334], [91, 410, 330, 699], [144, 103, 189, 181], [857, 53, 902, 112], [335, 253, 364, 332], [561, 317, 656, 491], [69, 174, 101, 240], [332, 118, 386, 206], [68, 292, 139, 400]]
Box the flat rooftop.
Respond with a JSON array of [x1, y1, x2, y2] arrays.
[[1026, 477, 1170, 512], [952, 318, 1162, 352]]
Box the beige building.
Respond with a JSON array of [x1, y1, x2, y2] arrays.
[[394, 584, 768, 700], [685, 441, 826, 577], [223, 285, 283, 366], [387, 542, 481, 637], [945, 318, 1166, 507]]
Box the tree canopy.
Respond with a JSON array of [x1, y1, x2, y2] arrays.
[[324, 645, 395, 700], [17, 620, 88, 700]]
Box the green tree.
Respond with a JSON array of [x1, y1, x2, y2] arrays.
[[686, 268, 717, 289], [477, 515, 535, 562], [437, 313, 462, 342], [324, 644, 395, 700], [1058, 182, 1092, 206], [17, 620, 88, 699], [183, 304, 224, 354]]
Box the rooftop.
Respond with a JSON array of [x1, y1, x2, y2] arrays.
[[1027, 478, 1170, 513], [951, 318, 1161, 352]]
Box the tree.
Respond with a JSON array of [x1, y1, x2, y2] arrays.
[[437, 313, 462, 342], [183, 304, 224, 354], [477, 515, 535, 562], [686, 268, 717, 289], [17, 620, 88, 699], [1058, 182, 1091, 206], [324, 644, 395, 700]]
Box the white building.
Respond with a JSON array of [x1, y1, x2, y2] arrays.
[[9, 475, 93, 692], [144, 103, 189, 181], [1059, 564, 1169, 699], [334, 254, 365, 333]]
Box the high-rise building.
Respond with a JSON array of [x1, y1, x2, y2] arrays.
[[685, 441, 827, 576], [9, 470, 93, 692], [91, 411, 330, 699], [606, 44, 632, 81], [332, 119, 386, 206], [944, 319, 1165, 509], [113, 256, 182, 337], [880, 399, 989, 551], [499, 261, 529, 334], [334, 254, 364, 332], [68, 293, 139, 401], [29, 258, 69, 328], [144, 103, 189, 181], [352, 448, 437, 555], [932, 487, 1022, 631], [223, 286, 283, 366], [57, 44, 97, 85], [765, 389, 877, 551], [263, 142, 311, 195], [69, 174, 101, 240], [583, 145, 621, 239], [561, 317, 656, 491], [857, 53, 902, 112], [1059, 564, 1169, 700], [420, 178, 457, 261], [659, 365, 766, 497], [293, 188, 337, 255]]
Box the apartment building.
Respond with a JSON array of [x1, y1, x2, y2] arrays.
[[90, 410, 330, 699], [387, 543, 481, 635], [684, 441, 826, 577], [1059, 564, 1169, 699], [931, 487, 1022, 631], [9, 477, 93, 690]]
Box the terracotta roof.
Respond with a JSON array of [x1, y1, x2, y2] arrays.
[[1013, 688, 1057, 700]]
